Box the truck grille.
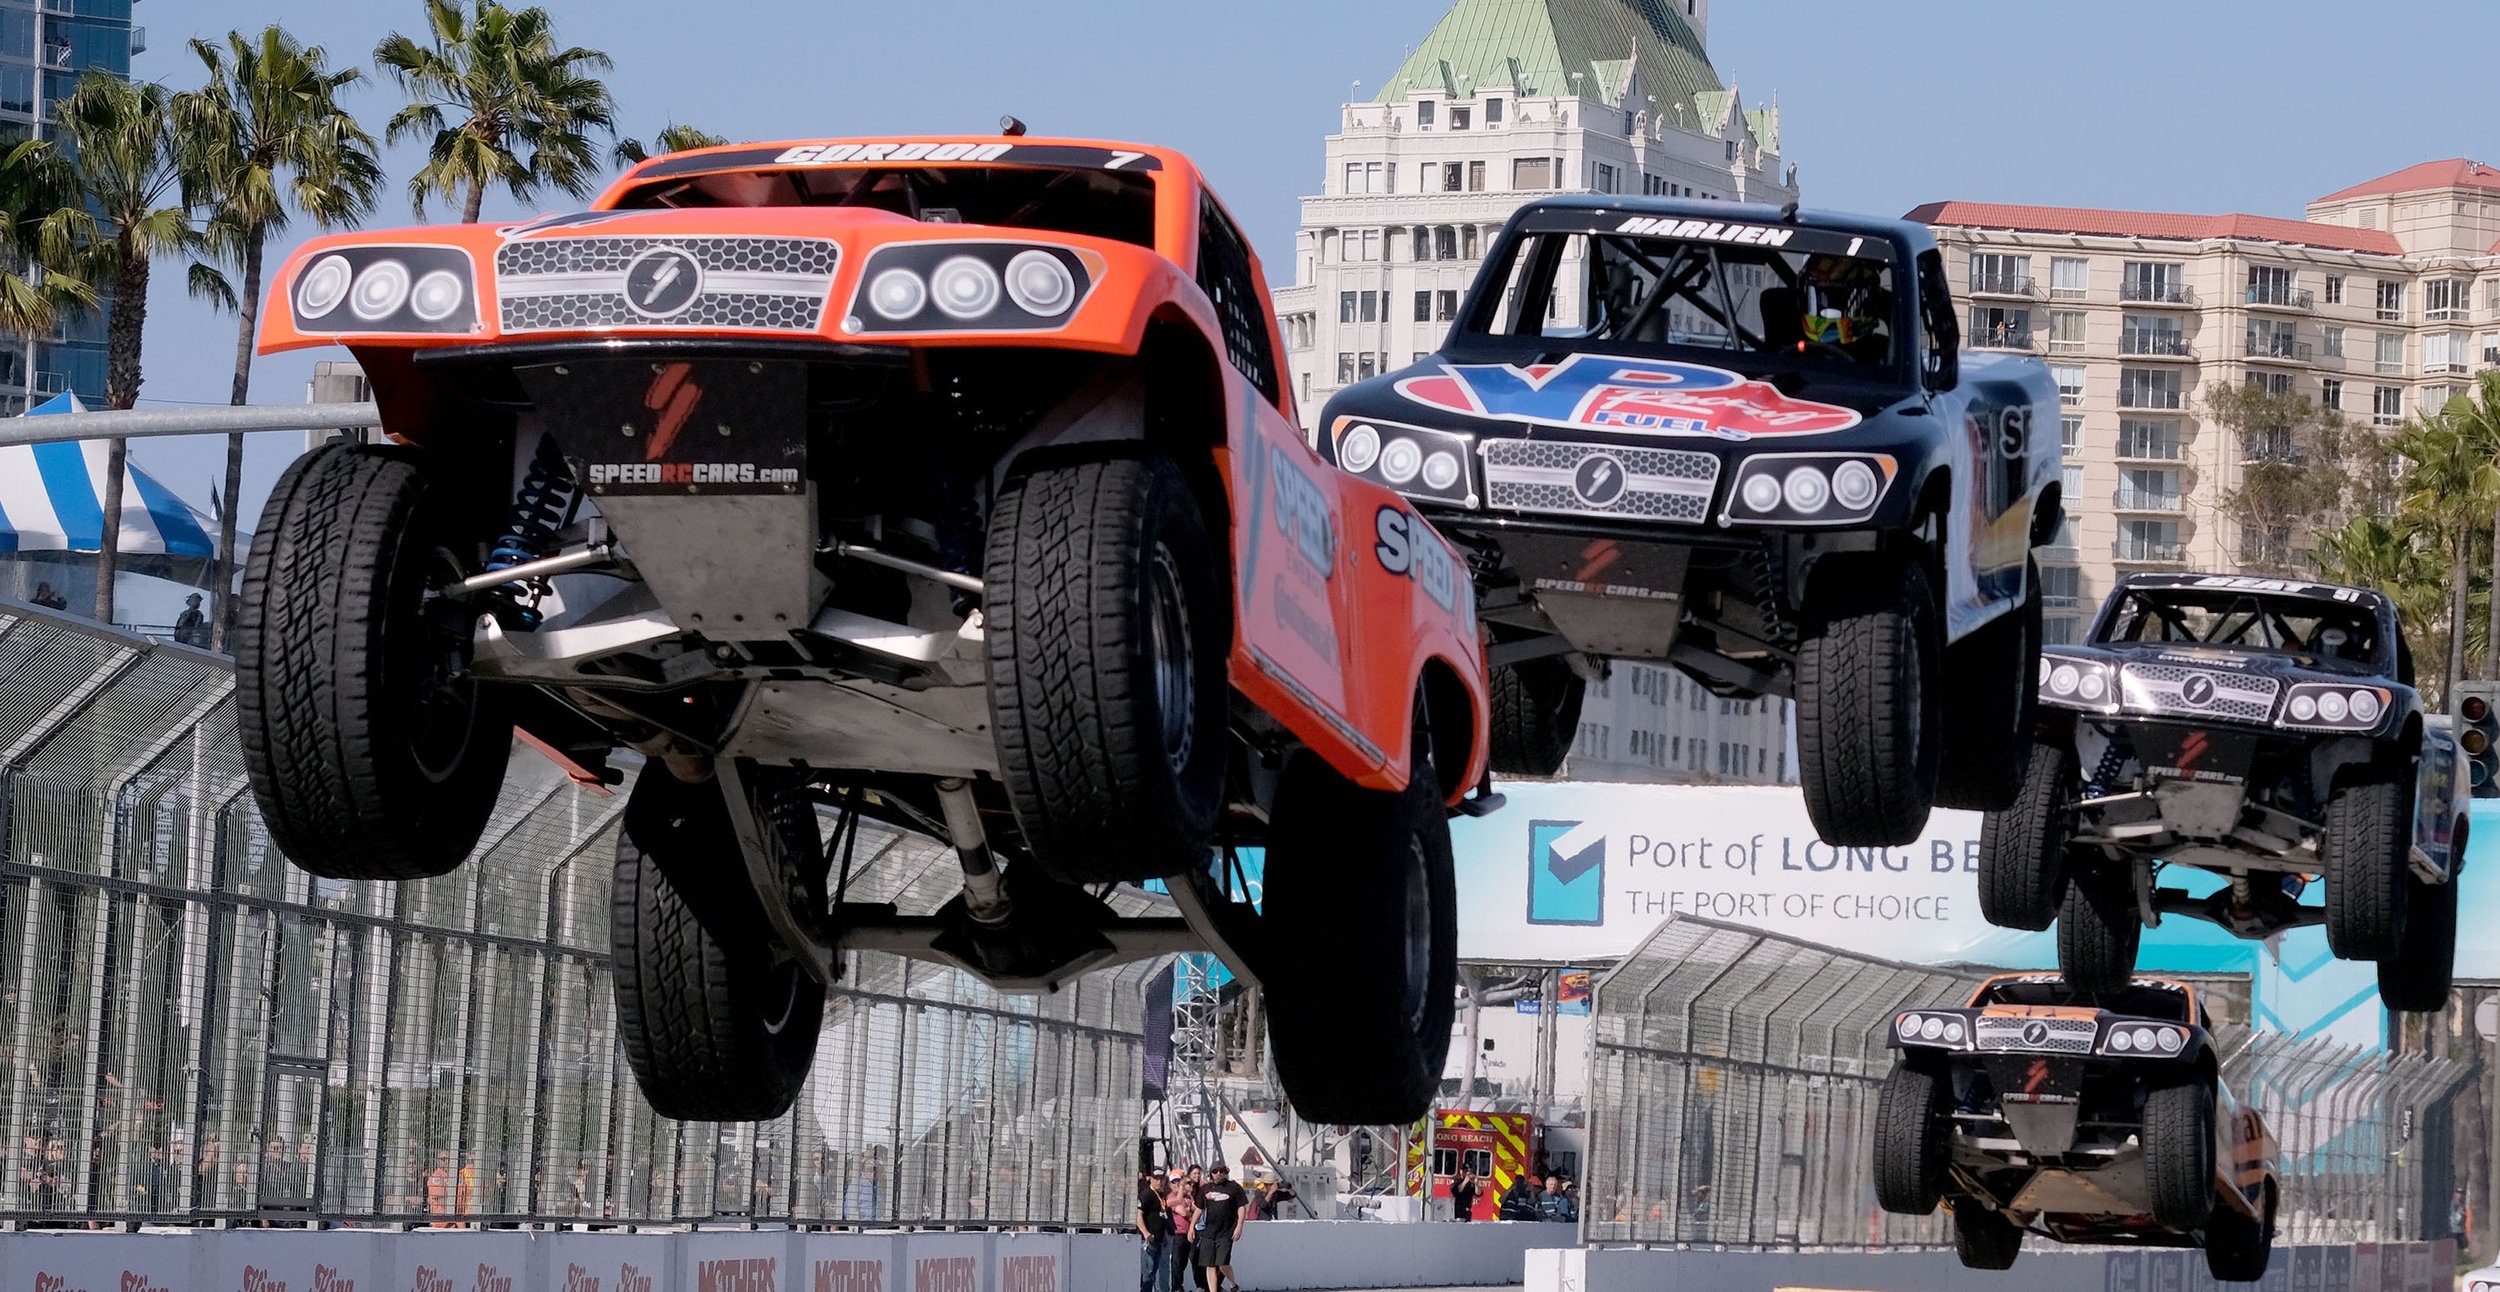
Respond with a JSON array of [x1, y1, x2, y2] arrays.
[[1481, 439, 1717, 523], [495, 235, 840, 334], [1973, 1015, 2097, 1054], [2120, 663, 2280, 725]]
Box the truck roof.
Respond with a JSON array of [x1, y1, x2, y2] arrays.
[[1504, 194, 1938, 251]]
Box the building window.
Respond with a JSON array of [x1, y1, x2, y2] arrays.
[[2120, 261, 2187, 304], [1594, 162, 1618, 192], [1435, 226, 1457, 260], [2245, 317, 2297, 359], [1417, 99, 1435, 128], [2324, 275, 2344, 305], [2427, 384, 2457, 415], [2373, 385, 2404, 427], [1440, 162, 1463, 192], [1337, 353, 1354, 384], [2051, 363, 2085, 406], [1969, 252, 2034, 296], [2322, 325, 2344, 358], [2322, 378, 2343, 410], [2245, 371, 2291, 398], [1512, 157, 1552, 189], [1359, 291, 1378, 323], [1970, 305, 2032, 349], [2376, 279, 2406, 321], [2427, 278, 2469, 321], [1436, 289, 1458, 321], [1450, 105, 1471, 131], [2062, 462, 2083, 499], [1339, 292, 1356, 323], [2050, 257, 2089, 299], [2245, 264, 2297, 307], [2060, 415, 2083, 456], [2425, 332, 2461, 373], [1358, 353, 1377, 380], [2120, 314, 2186, 357], [1485, 98, 1503, 126], [1467, 159, 1485, 191], [1413, 291, 1432, 323], [2048, 310, 2086, 353], [2041, 564, 2082, 609], [2375, 330, 2405, 374], [2116, 519, 2182, 562], [2240, 522, 2294, 566], [1463, 226, 1479, 259], [2118, 368, 2182, 410], [2117, 419, 2181, 461]]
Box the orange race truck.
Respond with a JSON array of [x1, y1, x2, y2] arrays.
[[237, 129, 1491, 1126]]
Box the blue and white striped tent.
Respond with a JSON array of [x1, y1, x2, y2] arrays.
[[0, 393, 219, 560]]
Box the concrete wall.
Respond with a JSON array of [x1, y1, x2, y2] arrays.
[[1528, 1239, 2459, 1292], [1232, 1219, 1561, 1289]]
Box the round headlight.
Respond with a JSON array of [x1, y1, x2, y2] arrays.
[[1380, 437, 1424, 485], [868, 268, 928, 320], [1421, 450, 1462, 491], [408, 270, 466, 323], [1004, 249, 1076, 317], [1831, 459, 1880, 511], [1783, 467, 1832, 514], [929, 256, 1001, 320], [2110, 1029, 2135, 1051], [2349, 689, 2383, 723], [348, 259, 412, 321], [2156, 1028, 2182, 1053], [297, 254, 353, 319], [1919, 1016, 1945, 1040], [2079, 671, 2108, 701], [2290, 693, 2319, 722], [2040, 656, 2054, 685], [2318, 690, 2350, 722], [1898, 1016, 1921, 1040], [1740, 472, 1783, 513], [1942, 1019, 1966, 1043], [1338, 424, 1382, 473], [2050, 664, 2079, 696]]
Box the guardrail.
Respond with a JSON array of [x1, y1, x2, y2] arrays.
[[0, 401, 380, 448]]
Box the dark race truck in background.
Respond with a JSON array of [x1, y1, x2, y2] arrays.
[[1978, 573, 2465, 1010], [1316, 197, 2061, 846]]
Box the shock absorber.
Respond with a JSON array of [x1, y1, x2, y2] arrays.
[[1750, 543, 1797, 652], [486, 436, 580, 629], [2088, 731, 2134, 796]]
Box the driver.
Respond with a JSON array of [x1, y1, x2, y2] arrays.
[[1798, 255, 1891, 363]]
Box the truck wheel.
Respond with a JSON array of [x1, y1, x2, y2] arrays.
[[1872, 1055, 1951, 1215], [2203, 1184, 2275, 1283], [2058, 859, 2141, 992], [2377, 868, 2458, 1012], [1937, 563, 2042, 811], [1487, 656, 1585, 777], [2143, 1072, 2217, 1230], [987, 451, 1229, 885], [1797, 553, 1940, 846], [612, 770, 825, 1122], [1978, 739, 2077, 931], [236, 443, 511, 881], [2323, 762, 2411, 960], [1263, 742, 1457, 1126], [1952, 1203, 2023, 1271]]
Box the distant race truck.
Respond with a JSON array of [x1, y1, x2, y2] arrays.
[[1977, 573, 2463, 1010], [1875, 974, 2278, 1279], [1315, 197, 2061, 846]]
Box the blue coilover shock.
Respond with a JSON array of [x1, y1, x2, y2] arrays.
[[487, 436, 579, 629]]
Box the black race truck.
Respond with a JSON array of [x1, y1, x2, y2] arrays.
[[1978, 573, 2466, 1010], [1315, 197, 2062, 845]]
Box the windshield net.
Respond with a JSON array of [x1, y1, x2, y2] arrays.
[[2099, 589, 2381, 663], [609, 165, 1158, 248], [1482, 228, 1898, 368]]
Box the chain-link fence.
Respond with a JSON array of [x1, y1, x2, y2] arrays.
[[1585, 915, 2479, 1249], [0, 599, 1162, 1227]]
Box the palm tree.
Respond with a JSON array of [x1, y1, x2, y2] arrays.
[[181, 26, 382, 648], [2394, 413, 2500, 705], [2437, 370, 2500, 682], [60, 72, 213, 623], [611, 124, 727, 169], [2314, 512, 2445, 670], [0, 138, 97, 413], [375, 0, 616, 224]]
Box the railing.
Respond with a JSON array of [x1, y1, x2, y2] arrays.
[[2121, 281, 2195, 305], [2376, 359, 2405, 375], [2374, 412, 2405, 427], [2429, 361, 2470, 374], [2427, 304, 2469, 322], [1968, 329, 2037, 351], [2116, 438, 2185, 462], [2121, 332, 2192, 357], [2485, 347, 2500, 367], [2042, 594, 2081, 609], [2244, 338, 2314, 362], [2376, 304, 2405, 321], [2117, 388, 2186, 410], [2113, 539, 2189, 562], [2245, 285, 2315, 310], [2113, 489, 2184, 513], [1968, 274, 2039, 297]]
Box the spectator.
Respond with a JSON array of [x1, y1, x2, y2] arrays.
[[1498, 1170, 1544, 1221], [1255, 1170, 1299, 1220], [1538, 1175, 1576, 1223], [424, 1150, 455, 1225], [456, 1152, 481, 1219], [1137, 1168, 1172, 1292], [293, 1139, 317, 1202], [172, 594, 209, 648], [1449, 1168, 1480, 1222], [846, 1158, 881, 1221], [569, 1161, 593, 1217], [1163, 1182, 1198, 1292], [29, 582, 67, 611], [1193, 1163, 1247, 1292], [1182, 1164, 1203, 1192]]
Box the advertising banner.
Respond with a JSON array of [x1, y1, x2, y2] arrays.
[[542, 1232, 671, 1292], [385, 1230, 532, 1292], [212, 1230, 390, 1292]]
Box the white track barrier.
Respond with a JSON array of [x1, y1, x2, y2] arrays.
[[1528, 1238, 2458, 1292]]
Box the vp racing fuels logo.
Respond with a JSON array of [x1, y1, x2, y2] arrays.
[[622, 245, 703, 319], [1395, 353, 1864, 440]]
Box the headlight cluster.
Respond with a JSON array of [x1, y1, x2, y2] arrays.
[[1894, 1011, 1969, 1046], [1721, 453, 1894, 526], [2100, 1024, 2184, 1055], [2281, 683, 2391, 732], [292, 246, 477, 334], [2040, 654, 2120, 710], [1327, 417, 1474, 505], [844, 243, 1095, 334]]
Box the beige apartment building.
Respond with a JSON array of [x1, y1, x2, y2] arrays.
[[1911, 159, 2500, 643]]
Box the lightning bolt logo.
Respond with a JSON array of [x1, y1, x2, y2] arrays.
[[2177, 730, 2210, 774], [641, 259, 684, 307]]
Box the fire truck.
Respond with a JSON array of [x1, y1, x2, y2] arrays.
[[1404, 1109, 1549, 1220]]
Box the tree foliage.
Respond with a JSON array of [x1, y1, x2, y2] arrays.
[[374, 0, 617, 224]]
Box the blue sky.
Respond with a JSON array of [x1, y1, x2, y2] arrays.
[[109, 0, 2500, 523]]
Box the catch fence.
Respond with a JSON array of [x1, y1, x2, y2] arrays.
[[1584, 916, 2476, 1248], [0, 598, 1162, 1228]]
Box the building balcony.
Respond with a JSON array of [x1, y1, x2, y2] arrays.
[[2428, 361, 2470, 375], [2372, 412, 2404, 428], [2243, 285, 2315, 311], [2116, 393, 2186, 411], [2374, 360, 2404, 375], [2115, 442, 2185, 463], [2113, 541, 2190, 564], [2121, 283, 2196, 306], [2043, 594, 2081, 609], [2484, 346, 2500, 368], [2113, 491, 2185, 514], [2428, 305, 2470, 322], [2243, 338, 2313, 364], [1969, 330, 2038, 352], [1969, 274, 2040, 299], [2121, 333, 2193, 358]]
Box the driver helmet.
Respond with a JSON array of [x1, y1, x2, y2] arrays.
[[1800, 255, 1884, 346]]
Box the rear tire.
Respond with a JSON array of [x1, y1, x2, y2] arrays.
[[1872, 1056, 1952, 1215], [236, 443, 511, 881], [611, 771, 825, 1122], [2378, 866, 2459, 1012], [1798, 553, 1941, 846], [1486, 656, 1585, 777], [987, 452, 1229, 885], [2143, 1073, 2217, 1230], [1952, 1203, 2023, 1271], [2058, 858, 2142, 993], [2323, 762, 2411, 960], [1263, 742, 1457, 1125], [1978, 739, 2078, 931], [2203, 1183, 2276, 1283], [1937, 564, 2042, 811]]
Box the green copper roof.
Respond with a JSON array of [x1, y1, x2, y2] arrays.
[[1375, 0, 1725, 113]]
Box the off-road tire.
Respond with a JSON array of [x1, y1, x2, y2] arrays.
[[2059, 858, 2142, 993], [1264, 743, 1457, 1126], [1952, 1203, 2023, 1271], [612, 771, 825, 1122], [987, 452, 1229, 884], [2323, 762, 2411, 960], [1978, 740, 2078, 931], [2143, 1072, 2217, 1230], [2203, 1183, 2276, 1283], [1937, 563, 2042, 811], [1798, 554, 1941, 846], [1487, 657, 1585, 778], [235, 443, 511, 880], [2378, 865, 2459, 1012], [1872, 1056, 1952, 1215]]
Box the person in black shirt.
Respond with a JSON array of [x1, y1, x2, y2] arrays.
[[1136, 1168, 1172, 1292], [1497, 1170, 1544, 1221], [1192, 1163, 1247, 1292], [1449, 1168, 1480, 1222]]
